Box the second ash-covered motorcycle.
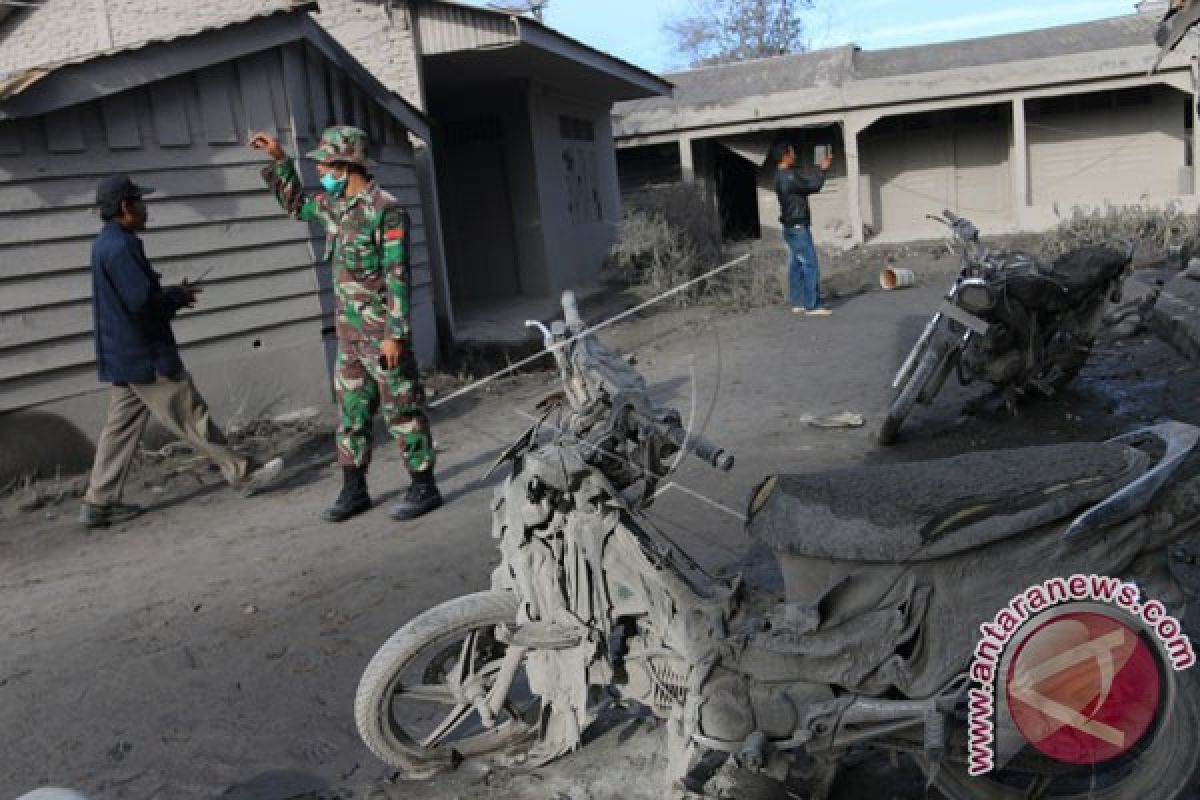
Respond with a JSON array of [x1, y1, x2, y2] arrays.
[[352, 291, 1200, 799], [879, 210, 1133, 445]]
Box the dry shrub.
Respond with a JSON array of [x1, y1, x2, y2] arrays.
[[609, 184, 724, 307], [1040, 202, 1200, 260]]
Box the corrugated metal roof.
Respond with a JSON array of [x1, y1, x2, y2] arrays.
[[618, 13, 1160, 115], [417, 2, 517, 54], [0, 1, 314, 102], [414, 0, 669, 96]]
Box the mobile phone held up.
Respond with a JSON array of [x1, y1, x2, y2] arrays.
[[814, 144, 832, 165]]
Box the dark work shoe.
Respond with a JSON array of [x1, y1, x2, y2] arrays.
[[389, 477, 443, 521], [322, 465, 371, 523], [79, 501, 143, 529]]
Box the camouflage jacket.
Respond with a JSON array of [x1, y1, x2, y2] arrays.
[[263, 157, 411, 342]]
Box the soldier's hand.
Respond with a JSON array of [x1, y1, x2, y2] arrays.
[[249, 131, 285, 161], [381, 339, 404, 370]]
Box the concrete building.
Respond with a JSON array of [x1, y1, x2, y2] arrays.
[[0, 4, 431, 433], [614, 10, 1197, 247]]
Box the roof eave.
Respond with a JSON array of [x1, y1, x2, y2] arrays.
[[513, 16, 672, 100], [0, 6, 430, 142]]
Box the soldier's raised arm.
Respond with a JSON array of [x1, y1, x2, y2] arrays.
[[250, 131, 330, 225]]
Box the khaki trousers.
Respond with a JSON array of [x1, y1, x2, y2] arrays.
[[84, 373, 249, 506]]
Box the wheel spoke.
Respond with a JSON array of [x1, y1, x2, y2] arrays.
[[420, 703, 473, 749], [456, 630, 480, 685], [399, 683, 456, 703]]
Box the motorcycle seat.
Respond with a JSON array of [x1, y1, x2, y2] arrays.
[[745, 442, 1149, 563]]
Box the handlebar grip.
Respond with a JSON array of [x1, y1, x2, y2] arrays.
[[561, 290, 585, 332], [668, 425, 735, 471], [942, 209, 960, 222]]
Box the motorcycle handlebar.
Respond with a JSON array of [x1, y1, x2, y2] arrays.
[[668, 424, 735, 471], [561, 290, 585, 333]]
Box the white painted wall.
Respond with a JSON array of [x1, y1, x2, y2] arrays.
[[528, 83, 621, 292]]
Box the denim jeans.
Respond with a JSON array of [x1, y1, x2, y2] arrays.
[[782, 224, 822, 310]]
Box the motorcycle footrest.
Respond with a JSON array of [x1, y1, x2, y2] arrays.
[[496, 622, 584, 650]]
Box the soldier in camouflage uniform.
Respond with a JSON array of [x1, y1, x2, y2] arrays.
[[250, 126, 441, 523]]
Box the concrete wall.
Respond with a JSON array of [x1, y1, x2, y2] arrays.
[[859, 105, 1013, 242], [0, 43, 434, 428], [1027, 85, 1187, 208], [528, 83, 621, 292]]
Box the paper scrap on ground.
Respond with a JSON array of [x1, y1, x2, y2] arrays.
[[803, 411, 866, 429]]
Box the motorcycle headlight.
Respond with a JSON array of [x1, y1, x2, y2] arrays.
[[958, 281, 995, 314]]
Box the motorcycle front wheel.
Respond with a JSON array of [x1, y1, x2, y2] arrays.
[[879, 341, 948, 446], [354, 590, 539, 777], [915, 668, 1200, 799]]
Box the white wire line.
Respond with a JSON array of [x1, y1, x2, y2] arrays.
[[429, 253, 752, 409]]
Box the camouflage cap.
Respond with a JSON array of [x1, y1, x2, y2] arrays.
[[306, 125, 376, 168]]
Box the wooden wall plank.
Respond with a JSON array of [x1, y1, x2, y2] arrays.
[[43, 107, 85, 153], [0, 196, 427, 243], [0, 120, 24, 156], [100, 91, 142, 150], [198, 63, 240, 144], [0, 169, 420, 213], [0, 316, 330, 413], [239, 52, 278, 136], [0, 269, 325, 349], [0, 294, 326, 383], [0, 240, 325, 312], [149, 77, 192, 147], [330, 68, 349, 126], [0, 142, 268, 182], [282, 43, 314, 144], [305, 45, 331, 134]]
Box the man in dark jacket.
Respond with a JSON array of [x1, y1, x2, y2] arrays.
[[80, 175, 283, 528], [774, 143, 834, 316]]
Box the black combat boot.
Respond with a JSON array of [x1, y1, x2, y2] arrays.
[[389, 470, 443, 521], [322, 465, 372, 523]]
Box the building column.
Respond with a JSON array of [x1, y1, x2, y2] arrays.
[[679, 136, 695, 183], [842, 120, 865, 246], [842, 111, 879, 246], [1192, 57, 1200, 195], [1012, 97, 1030, 225]]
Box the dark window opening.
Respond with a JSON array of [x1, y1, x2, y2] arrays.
[[714, 144, 760, 241], [559, 115, 595, 142]]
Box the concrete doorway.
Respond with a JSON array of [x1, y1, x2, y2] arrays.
[[437, 117, 522, 306]]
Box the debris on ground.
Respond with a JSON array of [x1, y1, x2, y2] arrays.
[[803, 411, 866, 429]]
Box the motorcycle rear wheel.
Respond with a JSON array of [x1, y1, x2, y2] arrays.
[[354, 590, 538, 777], [915, 668, 1200, 799], [879, 342, 947, 446]]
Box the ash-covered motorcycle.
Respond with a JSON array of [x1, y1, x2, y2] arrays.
[[354, 291, 1200, 799], [879, 210, 1133, 445]]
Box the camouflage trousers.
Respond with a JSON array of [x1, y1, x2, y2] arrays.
[[333, 338, 435, 475]]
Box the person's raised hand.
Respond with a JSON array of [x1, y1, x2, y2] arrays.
[[249, 131, 285, 161]]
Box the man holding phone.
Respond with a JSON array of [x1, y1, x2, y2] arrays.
[[774, 142, 834, 316], [250, 126, 441, 524]]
